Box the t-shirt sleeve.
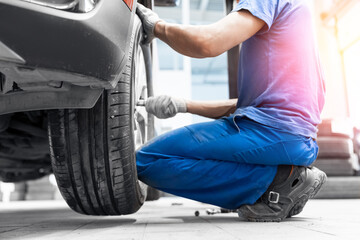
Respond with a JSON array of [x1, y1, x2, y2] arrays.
[[232, 0, 279, 34]]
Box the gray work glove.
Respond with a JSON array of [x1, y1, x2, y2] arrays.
[[145, 95, 187, 119], [136, 3, 162, 44]]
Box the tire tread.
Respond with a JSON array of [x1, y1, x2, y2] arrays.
[[48, 19, 146, 215]]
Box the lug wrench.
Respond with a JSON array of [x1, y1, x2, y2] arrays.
[[195, 208, 238, 216]]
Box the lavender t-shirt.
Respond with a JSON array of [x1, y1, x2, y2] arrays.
[[233, 0, 325, 138]]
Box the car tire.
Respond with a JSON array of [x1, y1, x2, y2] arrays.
[[47, 16, 152, 215]]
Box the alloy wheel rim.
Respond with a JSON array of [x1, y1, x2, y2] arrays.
[[133, 44, 147, 150]]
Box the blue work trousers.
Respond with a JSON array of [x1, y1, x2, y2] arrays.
[[136, 116, 318, 209]]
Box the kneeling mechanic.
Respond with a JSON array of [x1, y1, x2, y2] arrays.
[[136, 0, 327, 222]]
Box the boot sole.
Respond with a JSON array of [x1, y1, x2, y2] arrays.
[[240, 167, 327, 222]]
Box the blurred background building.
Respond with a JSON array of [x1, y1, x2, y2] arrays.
[[152, 0, 229, 133]]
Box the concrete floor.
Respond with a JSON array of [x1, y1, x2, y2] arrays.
[[0, 197, 359, 240]]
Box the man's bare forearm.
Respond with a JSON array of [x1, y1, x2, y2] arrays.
[[155, 21, 215, 58], [154, 11, 265, 58], [186, 99, 238, 119]]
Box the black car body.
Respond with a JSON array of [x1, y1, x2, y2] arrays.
[[0, 0, 178, 215]]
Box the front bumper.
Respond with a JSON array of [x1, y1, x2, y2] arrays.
[[0, 0, 136, 114]]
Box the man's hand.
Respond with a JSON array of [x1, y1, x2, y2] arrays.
[[145, 95, 187, 119], [136, 4, 162, 44]]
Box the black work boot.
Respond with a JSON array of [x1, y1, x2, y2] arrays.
[[238, 166, 327, 222]]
